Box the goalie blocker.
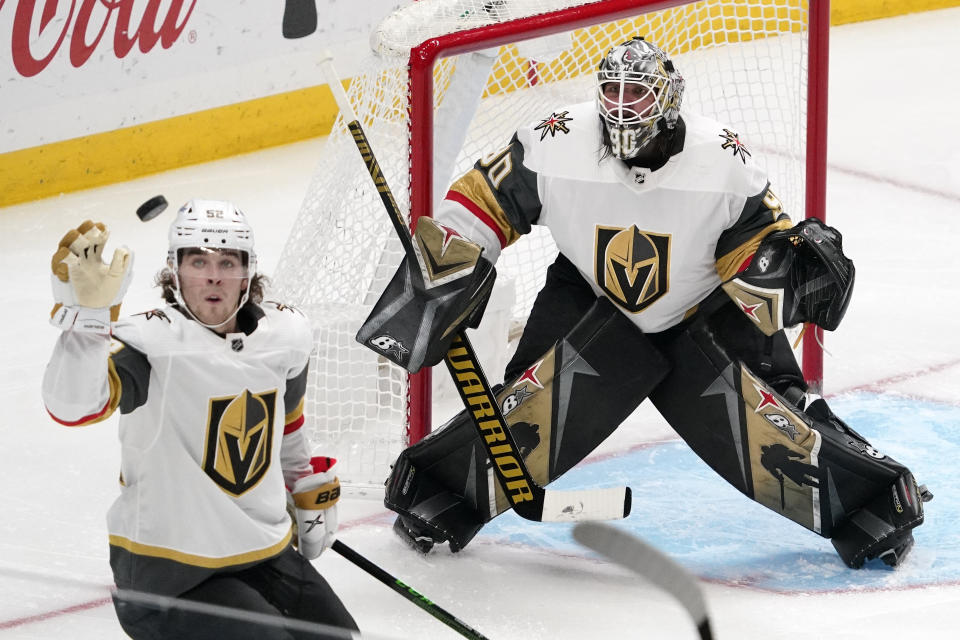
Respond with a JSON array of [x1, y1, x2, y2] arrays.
[[357, 216, 496, 373], [386, 292, 931, 568]]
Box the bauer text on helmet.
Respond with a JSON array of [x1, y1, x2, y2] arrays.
[[167, 199, 257, 330]]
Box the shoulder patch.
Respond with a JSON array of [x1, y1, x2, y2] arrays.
[[719, 128, 752, 164], [265, 300, 304, 315], [133, 309, 171, 323], [533, 111, 573, 141]]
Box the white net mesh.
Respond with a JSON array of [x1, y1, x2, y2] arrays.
[[273, 0, 812, 486]]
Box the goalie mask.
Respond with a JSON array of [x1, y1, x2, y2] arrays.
[[167, 199, 257, 329], [596, 37, 684, 160]]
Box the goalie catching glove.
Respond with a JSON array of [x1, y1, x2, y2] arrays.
[[289, 458, 341, 559], [50, 220, 133, 334], [357, 216, 496, 372], [722, 217, 854, 335]]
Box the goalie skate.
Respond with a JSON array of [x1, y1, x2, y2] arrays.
[[831, 472, 932, 568], [393, 515, 441, 554]]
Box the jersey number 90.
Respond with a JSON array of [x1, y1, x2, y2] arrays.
[[610, 129, 638, 158]]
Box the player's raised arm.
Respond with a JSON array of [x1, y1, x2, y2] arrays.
[[42, 221, 135, 426]]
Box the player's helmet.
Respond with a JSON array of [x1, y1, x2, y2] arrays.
[[596, 37, 684, 160], [167, 199, 257, 327]]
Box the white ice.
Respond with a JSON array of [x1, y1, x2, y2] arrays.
[[2, 8, 960, 639]]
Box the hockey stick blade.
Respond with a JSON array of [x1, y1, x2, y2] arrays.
[[332, 540, 489, 640], [572, 523, 713, 640], [321, 53, 631, 524]]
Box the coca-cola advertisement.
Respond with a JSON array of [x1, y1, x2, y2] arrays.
[[0, 0, 395, 154]]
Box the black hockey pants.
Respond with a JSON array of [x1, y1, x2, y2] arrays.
[[112, 546, 358, 640]]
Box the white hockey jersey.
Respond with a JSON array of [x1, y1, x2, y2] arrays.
[[42, 302, 316, 593], [438, 100, 792, 333]]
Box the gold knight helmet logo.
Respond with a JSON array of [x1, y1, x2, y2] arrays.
[[202, 389, 277, 495], [595, 225, 670, 313]]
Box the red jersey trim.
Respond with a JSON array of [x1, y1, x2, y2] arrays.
[[445, 190, 508, 249]]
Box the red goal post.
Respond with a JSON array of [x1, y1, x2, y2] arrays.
[[273, 0, 829, 486]]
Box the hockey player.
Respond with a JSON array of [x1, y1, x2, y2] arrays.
[[359, 38, 931, 569], [42, 201, 358, 639]]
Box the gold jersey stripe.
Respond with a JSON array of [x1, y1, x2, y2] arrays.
[[448, 169, 522, 247], [108, 527, 293, 568], [715, 217, 793, 281], [284, 396, 304, 426]]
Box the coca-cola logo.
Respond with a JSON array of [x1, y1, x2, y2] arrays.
[[4, 0, 199, 78]]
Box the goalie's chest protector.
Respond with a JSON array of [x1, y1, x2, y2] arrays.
[[522, 103, 769, 333], [107, 305, 311, 567]]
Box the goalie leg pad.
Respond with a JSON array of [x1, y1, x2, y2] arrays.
[[384, 297, 669, 551], [648, 295, 929, 566], [386, 446, 486, 553]]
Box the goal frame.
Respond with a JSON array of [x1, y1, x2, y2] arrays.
[[402, 0, 831, 444]]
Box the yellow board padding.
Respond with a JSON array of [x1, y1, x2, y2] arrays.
[[832, 0, 960, 25], [0, 82, 342, 209], [3, 0, 958, 209]]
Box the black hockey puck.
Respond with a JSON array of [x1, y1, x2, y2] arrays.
[[136, 195, 168, 222]]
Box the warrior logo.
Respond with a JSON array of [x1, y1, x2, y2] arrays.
[[369, 335, 409, 360], [719, 129, 752, 164], [595, 225, 670, 313], [202, 389, 277, 496], [534, 111, 573, 140]]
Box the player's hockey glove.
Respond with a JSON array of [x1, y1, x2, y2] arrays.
[[50, 220, 133, 335], [357, 216, 496, 372], [289, 457, 341, 559], [722, 217, 854, 335]]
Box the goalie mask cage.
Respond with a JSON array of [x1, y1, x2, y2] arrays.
[[273, 0, 829, 486]]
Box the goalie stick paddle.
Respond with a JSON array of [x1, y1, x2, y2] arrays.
[[331, 540, 489, 640], [320, 52, 631, 523], [572, 523, 714, 640]]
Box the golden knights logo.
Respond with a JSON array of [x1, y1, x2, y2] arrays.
[[534, 111, 573, 141], [134, 309, 171, 323], [595, 225, 670, 313], [265, 300, 302, 314], [719, 128, 752, 164], [202, 389, 277, 495]]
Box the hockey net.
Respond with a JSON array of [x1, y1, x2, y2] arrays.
[[272, 0, 828, 486]]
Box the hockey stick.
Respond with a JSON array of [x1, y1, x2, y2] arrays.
[[320, 52, 631, 523], [572, 523, 714, 640], [331, 540, 489, 640]]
